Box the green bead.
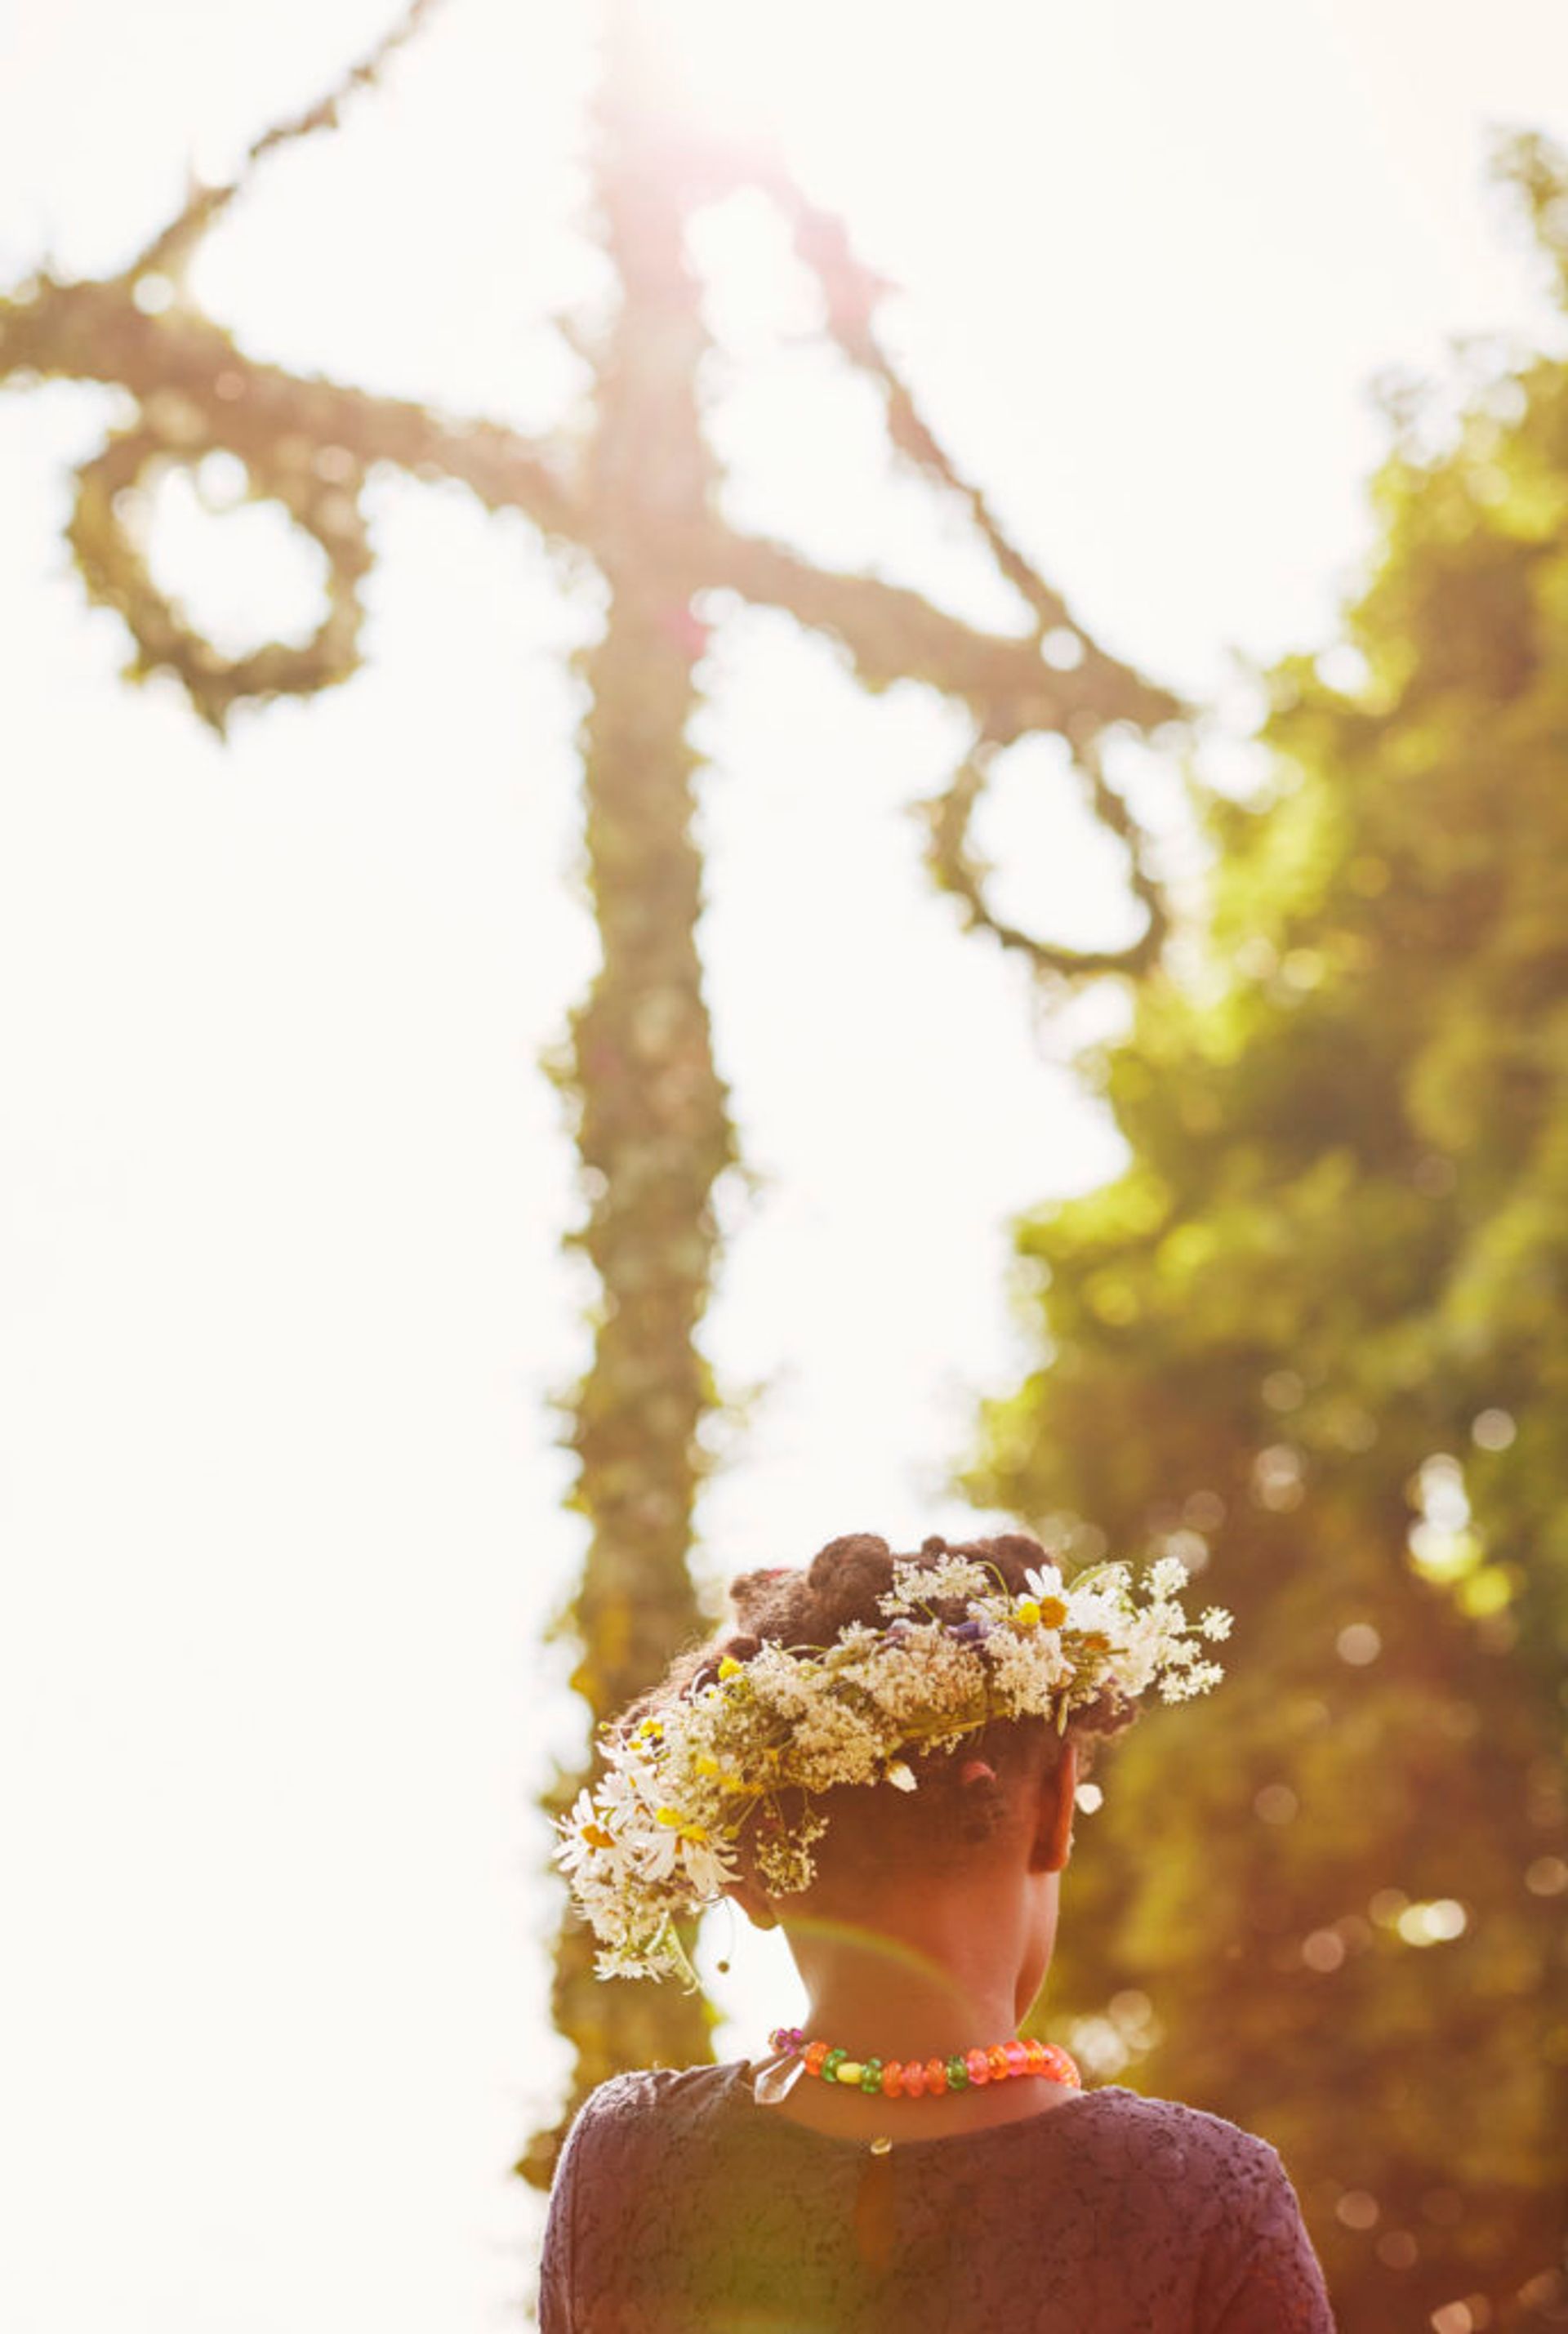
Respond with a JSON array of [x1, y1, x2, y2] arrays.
[[860, 2058, 884, 2093], [822, 2048, 846, 2080], [946, 2056, 969, 2090]]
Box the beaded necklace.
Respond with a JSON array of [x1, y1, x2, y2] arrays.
[[767, 2024, 1081, 2100]]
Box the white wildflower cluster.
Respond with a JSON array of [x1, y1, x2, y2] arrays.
[[555, 1549, 1232, 1985], [881, 1553, 996, 1613]]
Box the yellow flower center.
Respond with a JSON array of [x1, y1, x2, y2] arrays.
[[581, 1822, 616, 1851], [1014, 1599, 1042, 1628], [1038, 1596, 1069, 1628], [717, 1656, 744, 1681]]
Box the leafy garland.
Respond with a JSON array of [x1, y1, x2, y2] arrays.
[[0, 0, 1335, 2187]]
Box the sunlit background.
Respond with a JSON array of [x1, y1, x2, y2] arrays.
[[2, 1, 1565, 2327]]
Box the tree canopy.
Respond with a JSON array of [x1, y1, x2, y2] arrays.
[[964, 128, 1568, 2334]]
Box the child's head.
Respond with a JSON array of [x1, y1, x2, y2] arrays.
[[625, 1530, 1134, 1906], [559, 1526, 1227, 1989]]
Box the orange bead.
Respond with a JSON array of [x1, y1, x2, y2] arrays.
[[1024, 2038, 1048, 2075], [924, 2057, 948, 2096], [965, 2048, 991, 2086], [1004, 2041, 1029, 2077], [803, 2040, 829, 2075], [880, 2060, 903, 2097], [902, 2060, 928, 2098], [987, 2044, 1012, 2080]]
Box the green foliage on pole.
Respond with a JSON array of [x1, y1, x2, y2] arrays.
[[522, 6, 737, 2183], [964, 128, 1568, 2334]]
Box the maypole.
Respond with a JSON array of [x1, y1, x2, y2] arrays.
[[0, 0, 1191, 2187]]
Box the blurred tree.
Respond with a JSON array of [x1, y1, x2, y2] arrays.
[[965, 128, 1568, 2334], [0, 0, 1188, 2182]]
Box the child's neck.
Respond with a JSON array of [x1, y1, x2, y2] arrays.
[[789, 1920, 1030, 2063]]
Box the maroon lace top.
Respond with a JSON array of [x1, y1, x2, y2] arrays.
[[538, 2059, 1336, 2331]]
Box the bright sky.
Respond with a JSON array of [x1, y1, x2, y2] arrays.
[[1, 2, 1562, 2328]]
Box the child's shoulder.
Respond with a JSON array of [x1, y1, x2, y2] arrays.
[[579, 2060, 733, 2114], [1083, 2086, 1296, 2206], [1092, 2082, 1279, 2144], [563, 2059, 739, 2153]]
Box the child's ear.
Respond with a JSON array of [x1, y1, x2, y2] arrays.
[[725, 1879, 779, 1931], [1031, 1737, 1079, 1873]]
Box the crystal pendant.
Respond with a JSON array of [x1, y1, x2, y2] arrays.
[[751, 2051, 805, 2106]]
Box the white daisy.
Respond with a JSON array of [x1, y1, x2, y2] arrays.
[[1023, 1561, 1067, 1604]]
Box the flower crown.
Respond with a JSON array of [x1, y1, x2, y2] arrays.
[[555, 1546, 1232, 1987]]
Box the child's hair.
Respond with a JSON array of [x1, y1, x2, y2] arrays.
[[618, 1530, 1138, 1889]]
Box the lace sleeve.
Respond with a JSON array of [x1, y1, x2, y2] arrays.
[[1199, 2139, 1336, 2332], [537, 2087, 595, 2334], [537, 2075, 648, 2333]]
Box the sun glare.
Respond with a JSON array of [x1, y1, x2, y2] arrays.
[[635, 0, 795, 146], [632, 0, 902, 190]]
